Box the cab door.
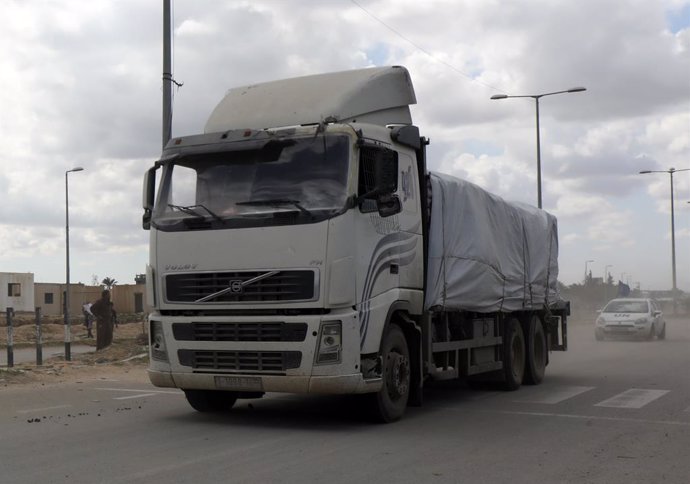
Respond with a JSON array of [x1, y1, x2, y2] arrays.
[[353, 144, 422, 353]]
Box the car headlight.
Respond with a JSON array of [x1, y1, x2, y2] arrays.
[[596, 317, 605, 325], [315, 321, 342, 365], [634, 317, 648, 325], [150, 320, 169, 362]]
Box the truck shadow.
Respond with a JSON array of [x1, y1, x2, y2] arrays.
[[163, 381, 504, 430]]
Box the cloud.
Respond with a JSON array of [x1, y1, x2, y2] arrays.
[[0, 0, 689, 289]]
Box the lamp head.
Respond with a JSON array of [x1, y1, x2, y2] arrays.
[[490, 94, 508, 100], [567, 87, 586, 93]]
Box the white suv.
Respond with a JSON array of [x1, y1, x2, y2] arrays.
[[595, 298, 666, 341]]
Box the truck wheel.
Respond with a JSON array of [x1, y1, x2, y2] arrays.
[[367, 324, 410, 423], [184, 390, 238, 412], [502, 317, 525, 391], [524, 315, 546, 385]]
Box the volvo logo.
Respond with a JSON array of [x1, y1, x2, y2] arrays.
[[195, 270, 280, 303], [229, 280, 244, 293]]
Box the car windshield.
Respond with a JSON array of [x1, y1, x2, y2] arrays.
[[602, 300, 649, 313], [152, 134, 350, 230]]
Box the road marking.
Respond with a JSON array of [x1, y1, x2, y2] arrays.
[[17, 404, 72, 414], [594, 389, 670, 409], [485, 409, 690, 428], [95, 387, 181, 395], [114, 393, 158, 400], [514, 385, 595, 404]]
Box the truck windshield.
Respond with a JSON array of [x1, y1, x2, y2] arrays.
[[152, 135, 350, 230]]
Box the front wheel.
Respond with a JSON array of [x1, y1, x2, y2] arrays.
[[366, 324, 410, 423], [502, 317, 525, 391], [658, 323, 666, 340], [646, 324, 656, 341], [184, 390, 238, 412]]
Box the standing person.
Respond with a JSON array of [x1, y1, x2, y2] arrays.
[[91, 290, 114, 350], [82, 302, 94, 338], [111, 303, 118, 329]]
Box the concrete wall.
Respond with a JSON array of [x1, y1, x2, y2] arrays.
[[34, 283, 64, 316], [0, 272, 35, 313], [34, 283, 148, 317], [111, 284, 148, 314]]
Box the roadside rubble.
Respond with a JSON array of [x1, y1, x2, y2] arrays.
[[1, 322, 149, 386]]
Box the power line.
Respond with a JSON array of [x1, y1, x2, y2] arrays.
[[350, 0, 506, 93]]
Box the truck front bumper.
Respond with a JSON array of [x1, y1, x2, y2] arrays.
[[148, 369, 382, 394]]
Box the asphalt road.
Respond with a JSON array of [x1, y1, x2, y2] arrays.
[[1, 318, 688, 484]]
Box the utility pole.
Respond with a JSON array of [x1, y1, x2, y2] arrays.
[[162, 0, 172, 149]]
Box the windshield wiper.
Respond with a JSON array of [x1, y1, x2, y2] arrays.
[[236, 199, 312, 216], [168, 204, 223, 222]]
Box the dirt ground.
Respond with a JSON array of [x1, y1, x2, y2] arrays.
[[0, 319, 150, 388]]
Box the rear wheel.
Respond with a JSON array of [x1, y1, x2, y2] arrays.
[[524, 315, 546, 385], [366, 324, 410, 423], [502, 317, 525, 391], [184, 390, 238, 412]]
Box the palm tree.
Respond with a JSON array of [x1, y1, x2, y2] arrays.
[[102, 277, 117, 290]]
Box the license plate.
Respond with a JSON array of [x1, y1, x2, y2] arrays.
[[214, 375, 263, 391]]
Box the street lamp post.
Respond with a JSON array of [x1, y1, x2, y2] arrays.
[[65, 167, 84, 361], [639, 167, 690, 313], [604, 264, 613, 284], [584, 259, 594, 285], [491, 87, 586, 209], [604, 264, 613, 301]]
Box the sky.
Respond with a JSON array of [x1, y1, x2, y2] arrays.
[[0, 0, 689, 292]]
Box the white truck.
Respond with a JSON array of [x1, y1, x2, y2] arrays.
[[142, 66, 569, 422]]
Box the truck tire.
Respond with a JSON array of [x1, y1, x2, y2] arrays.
[[523, 315, 546, 385], [184, 390, 238, 412], [367, 324, 410, 423], [502, 317, 525, 391]]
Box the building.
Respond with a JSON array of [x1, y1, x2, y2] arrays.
[[0, 272, 35, 313], [34, 282, 148, 318]]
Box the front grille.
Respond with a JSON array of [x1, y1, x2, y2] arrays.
[[178, 350, 301, 372], [172, 322, 307, 342], [166, 270, 315, 303]]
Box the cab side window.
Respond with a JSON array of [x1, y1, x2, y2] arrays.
[[358, 146, 398, 213]]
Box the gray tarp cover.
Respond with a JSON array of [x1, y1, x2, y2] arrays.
[[425, 172, 560, 313]]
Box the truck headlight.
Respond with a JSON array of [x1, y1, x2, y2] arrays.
[[315, 321, 341, 365], [150, 320, 168, 362]]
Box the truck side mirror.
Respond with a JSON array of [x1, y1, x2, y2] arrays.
[[142, 165, 158, 230], [376, 193, 401, 218]]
